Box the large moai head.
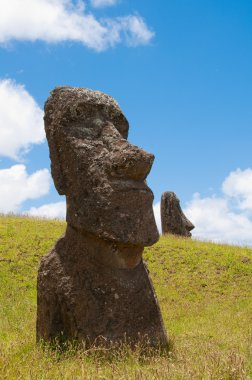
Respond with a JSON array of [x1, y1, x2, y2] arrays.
[[161, 191, 195, 237], [44, 87, 159, 247]]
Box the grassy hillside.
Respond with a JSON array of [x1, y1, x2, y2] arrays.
[[0, 215, 251, 379]]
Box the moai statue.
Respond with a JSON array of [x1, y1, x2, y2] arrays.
[[37, 87, 168, 347], [161, 192, 195, 237]]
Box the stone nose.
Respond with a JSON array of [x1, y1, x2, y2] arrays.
[[110, 140, 155, 181], [183, 215, 195, 231]]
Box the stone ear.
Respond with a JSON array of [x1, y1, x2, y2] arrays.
[[47, 131, 68, 195], [50, 160, 67, 195]]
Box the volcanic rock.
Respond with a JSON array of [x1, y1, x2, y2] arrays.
[[37, 87, 168, 347], [161, 191, 194, 237]]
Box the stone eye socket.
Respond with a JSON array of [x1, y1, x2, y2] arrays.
[[63, 119, 103, 140]]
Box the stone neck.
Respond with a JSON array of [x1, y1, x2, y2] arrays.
[[63, 224, 143, 269]]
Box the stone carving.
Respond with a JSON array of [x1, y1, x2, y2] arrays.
[[37, 87, 168, 347], [161, 192, 194, 237]]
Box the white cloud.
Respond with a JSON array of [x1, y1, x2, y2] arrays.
[[26, 201, 66, 219], [0, 165, 50, 213], [222, 168, 252, 211], [184, 193, 252, 246], [154, 168, 252, 246], [107, 16, 154, 47], [183, 168, 252, 246], [0, 0, 154, 51], [0, 79, 44, 160], [90, 0, 118, 8], [153, 201, 161, 233]]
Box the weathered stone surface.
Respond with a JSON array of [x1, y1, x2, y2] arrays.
[[37, 87, 168, 347], [161, 192, 195, 237]]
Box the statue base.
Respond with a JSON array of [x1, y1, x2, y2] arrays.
[[36, 228, 168, 347]]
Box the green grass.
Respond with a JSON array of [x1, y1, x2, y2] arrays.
[[0, 215, 252, 379]]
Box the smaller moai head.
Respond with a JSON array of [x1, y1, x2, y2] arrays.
[[161, 191, 194, 237], [44, 87, 159, 247]]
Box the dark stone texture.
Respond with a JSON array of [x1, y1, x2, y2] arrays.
[[37, 87, 168, 347], [161, 192, 195, 237]]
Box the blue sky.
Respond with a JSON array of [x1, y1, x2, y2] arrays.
[[0, 0, 252, 245]]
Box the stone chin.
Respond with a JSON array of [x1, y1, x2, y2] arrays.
[[66, 188, 159, 247]]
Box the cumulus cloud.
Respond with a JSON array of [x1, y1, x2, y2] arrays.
[[184, 194, 252, 246], [153, 168, 252, 246], [106, 16, 154, 47], [0, 165, 50, 213], [26, 201, 66, 219], [90, 0, 118, 8], [0, 0, 154, 51], [153, 201, 161, 233], [184, 168, 252, 246], [0, 79, 44, 160], [222, 168, 252, 211]]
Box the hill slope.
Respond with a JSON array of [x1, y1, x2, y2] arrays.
[[0, 215, 251, 379]]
